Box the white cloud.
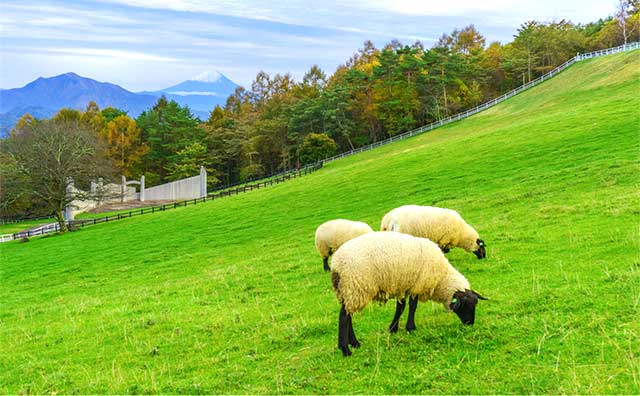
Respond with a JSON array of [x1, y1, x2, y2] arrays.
[[366, 0, 513, 16], [2, 3, 138, 25], [96, 0, 297, 24], [192, 70, 221, 82], [168, 91, 220, 96], [97, 0, 616, 26], [365, 0, 614, 24], [23, 47, 179, 63]]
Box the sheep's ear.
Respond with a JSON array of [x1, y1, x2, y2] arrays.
[[477, 239, 486, 247], [471, 290, 488, 300]]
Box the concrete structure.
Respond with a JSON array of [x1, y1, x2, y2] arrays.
[[64, 179, 135, 220], [121, 175, 144, 202], [63, 167, 208, 219], [143, 166, 207, 201]]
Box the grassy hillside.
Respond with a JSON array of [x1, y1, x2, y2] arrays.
[[1, 50, 638, 394]]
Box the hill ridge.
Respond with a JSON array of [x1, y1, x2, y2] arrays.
[[323, 41, 640, 165]]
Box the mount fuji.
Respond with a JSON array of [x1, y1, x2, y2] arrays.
[[143, 71, 239, 116]]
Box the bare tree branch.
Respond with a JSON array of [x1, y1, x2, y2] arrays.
[[4, 119, 114, 232]]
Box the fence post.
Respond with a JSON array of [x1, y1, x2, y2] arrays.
[[200, 166, 207, 198], [121, 175, 126, 203], [64, 177, 76, 222], [140, 175, 145, 202]]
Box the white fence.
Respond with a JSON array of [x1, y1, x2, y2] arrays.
[[144, 166, 207, 201], [322, 42, 640, 164], [575, 42, 639, 60], [0, 222, 61, 242]]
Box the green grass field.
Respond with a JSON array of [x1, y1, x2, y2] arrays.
[[1, 51, 639, 394], [0, 208, 183, 235]]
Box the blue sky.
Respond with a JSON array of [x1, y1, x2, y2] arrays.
[[0, 0, 616, 91]]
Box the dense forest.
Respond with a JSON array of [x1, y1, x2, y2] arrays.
[[2, 6, 639, 217]]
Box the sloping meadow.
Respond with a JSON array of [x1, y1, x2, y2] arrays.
[[1, 50, 638, 394]]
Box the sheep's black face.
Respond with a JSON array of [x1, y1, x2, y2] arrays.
[[473, 239, 486, 259], [450, 289, 487, 325]]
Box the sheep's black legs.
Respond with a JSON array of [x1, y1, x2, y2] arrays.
[[390, 297, 418, 333], [323, 257, 330, 272], [338, 304, 352, 356], [406, 296, 418, 332], [348, 314, 360, 348], [389, 298, 406, 333]]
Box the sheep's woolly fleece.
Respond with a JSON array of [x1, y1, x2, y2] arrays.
[[331, 231, 470, 315], [380, 205, 480, 252], [314, 219, 373, 259]]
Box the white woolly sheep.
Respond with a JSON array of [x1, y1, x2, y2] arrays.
[[315, 219, 373, 272], [380, 205, 487, 259], [330, 231, 486, 356]]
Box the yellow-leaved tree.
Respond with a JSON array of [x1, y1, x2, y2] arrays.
[[101, 115, 148, 177]]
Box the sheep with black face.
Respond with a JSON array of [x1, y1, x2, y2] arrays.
[[330, 231, 487, 356], [381, 205, 487, 259]]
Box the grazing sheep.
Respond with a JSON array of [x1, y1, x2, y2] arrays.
[[315, 219, 373, 272], [330, 231, 486, 356], [380, 205, 487, 259]]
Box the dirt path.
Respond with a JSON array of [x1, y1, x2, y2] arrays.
[[86, 200, 175, 213]]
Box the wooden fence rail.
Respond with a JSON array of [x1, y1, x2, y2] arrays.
[[0, 213, 55, 225]]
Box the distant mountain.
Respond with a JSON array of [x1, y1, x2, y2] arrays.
[[0, 72, 158, 115], [142, 70, 239, 114], [0, 71, 240, 137], [0, 72, 159, 137], [0, 106, 57, 136]]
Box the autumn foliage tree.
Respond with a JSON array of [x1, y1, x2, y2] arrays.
[[100, 114, 148, 177]]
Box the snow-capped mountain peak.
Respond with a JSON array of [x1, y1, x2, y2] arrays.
[[191, 71, 222, 83]]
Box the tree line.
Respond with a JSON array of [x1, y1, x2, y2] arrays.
[[1, 5, 638, 220]]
